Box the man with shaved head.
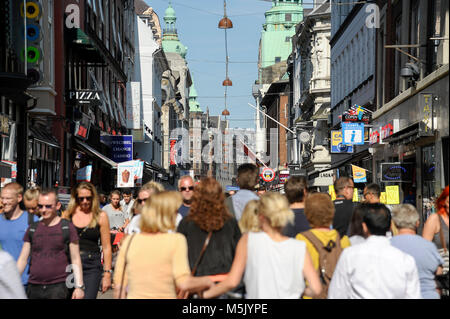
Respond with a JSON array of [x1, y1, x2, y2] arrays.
[[178, 175, 195, 218]]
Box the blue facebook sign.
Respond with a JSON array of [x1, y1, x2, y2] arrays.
[[100, 135, 133, 163]]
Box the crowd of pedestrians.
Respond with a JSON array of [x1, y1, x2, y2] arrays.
[[0, 164, 448, 299]]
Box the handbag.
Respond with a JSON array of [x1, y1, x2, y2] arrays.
[[117, 234, 136, 299], [435, 224, 449, 294], [177, 231, 213, 299]]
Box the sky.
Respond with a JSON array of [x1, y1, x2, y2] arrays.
[[145, 0, 275, 129]]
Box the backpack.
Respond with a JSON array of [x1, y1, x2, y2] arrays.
[[301, 230, 343, 299], [28, 218, 72, 268]]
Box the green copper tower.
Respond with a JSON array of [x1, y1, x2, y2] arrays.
[[189, 78, 202, 112], [260, 0, 304, 68], [162, 1, 187, 58]]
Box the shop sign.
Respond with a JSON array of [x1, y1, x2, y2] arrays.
[[68, 90, 102, 105], [341, 105, 372, 123], [341, 123, 365, 145], [380, 123, 394, 140], [74, 112, 91, 140], [117, 160, 144, 188], [76, 165, 92, 182], [0, 115, 9, 135], [369, 128, 380, 145], [100, 135, 133, 163], [331, 131, 354, 153], [380, 163, 414, 182], [279, 170, 290, 184], [421, 93, 433, 132]]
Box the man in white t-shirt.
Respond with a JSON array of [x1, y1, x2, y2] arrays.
[[328, 203, 421, 299], [119, 188, 135, 220]]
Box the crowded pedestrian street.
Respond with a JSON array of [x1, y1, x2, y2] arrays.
[[0, 0, 448, 310]]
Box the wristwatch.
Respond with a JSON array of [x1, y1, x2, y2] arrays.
[[75, 284, 85, 290], [104, 269, 113, 274]]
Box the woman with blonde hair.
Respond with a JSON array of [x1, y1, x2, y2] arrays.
[[62, 182, 112, 299], [113, 191, 213, 299], [238, 200, 260, 233], [203, 192, 322, 299]]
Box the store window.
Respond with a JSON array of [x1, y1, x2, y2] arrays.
[[422, 145, 436, 221]]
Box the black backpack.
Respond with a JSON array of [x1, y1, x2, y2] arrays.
[[28, 218, 72, 267]]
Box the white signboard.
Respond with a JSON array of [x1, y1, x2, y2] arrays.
[[126, 82, 141, 129]]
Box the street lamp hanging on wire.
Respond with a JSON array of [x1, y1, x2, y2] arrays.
[[219, 0, 233, 117]]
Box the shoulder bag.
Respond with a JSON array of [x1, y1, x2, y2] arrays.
[[177, 231, 213, 299]]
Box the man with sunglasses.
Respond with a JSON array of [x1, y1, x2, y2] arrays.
[[177, 175, 195, 219], [332, 177, 355, 238], [16, 189, 85, 299]]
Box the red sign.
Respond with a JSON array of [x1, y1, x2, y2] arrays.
[[370, 130, 380, 145], [381, 123, 393, 140], [170, 139, 177, 165], [76, 125, 88, 139], [261, 167, 275, 183]]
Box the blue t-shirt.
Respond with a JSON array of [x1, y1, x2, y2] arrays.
[[0, 211, 38, 285], [178, 204, 190, 218], [391, 234, 444, 299]]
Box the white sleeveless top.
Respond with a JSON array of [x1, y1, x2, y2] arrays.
[[244, 232, 307, 299]]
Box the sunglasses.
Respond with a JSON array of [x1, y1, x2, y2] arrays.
[[180, 186, 194, 192], [77, 196, 93, 202], [137, 198, 149, 204], [38, 204, 54, 209]]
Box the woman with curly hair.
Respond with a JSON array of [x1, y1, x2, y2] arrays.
[[177, 177, 242, 296]]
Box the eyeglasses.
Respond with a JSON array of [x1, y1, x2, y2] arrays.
[[77, 196, 93, 202], [180, 186, 194, 192], [38, 204, 54, 209]]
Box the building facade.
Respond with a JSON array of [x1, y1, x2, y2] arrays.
[[291, 1, 332, 189]]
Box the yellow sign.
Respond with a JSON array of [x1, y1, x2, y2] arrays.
[[380, 192, 387, 204], [353, 188, 359, 202], [328, 185, 336, 201], [386, 185, 400, 205], [351, 165, 367, 183]]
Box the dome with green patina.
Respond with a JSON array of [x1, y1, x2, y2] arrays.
[[260, 0, 304, 68], [162, 2, 188, 58]]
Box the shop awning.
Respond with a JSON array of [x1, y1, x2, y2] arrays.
[[308, 149, 372, 180], [382, 121, 434, 145], [74, 138, 117, 168], [29, 126, 61, 148]]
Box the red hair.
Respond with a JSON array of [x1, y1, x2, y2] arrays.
[[187, 177, 231, 232], [436, 185, 449, 217]]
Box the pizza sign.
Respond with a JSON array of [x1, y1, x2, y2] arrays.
[[261, 168, 276, 183]]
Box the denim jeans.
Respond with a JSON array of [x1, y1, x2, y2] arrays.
[[80, 251, 103, 299], [27, 282, 70, 299]]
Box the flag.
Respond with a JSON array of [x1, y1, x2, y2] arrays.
[[352, 164, 367, 183]]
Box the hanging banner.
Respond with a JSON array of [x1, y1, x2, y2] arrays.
[[76, 165, 92, 182], [328, 185, 336, 201], [386, 185, 400, 205], [170, 138, 177, 165], [351, 165, 367, 183], [117, 160, 144, 188]]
